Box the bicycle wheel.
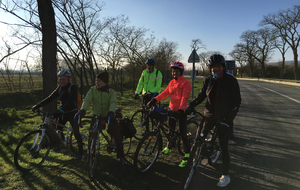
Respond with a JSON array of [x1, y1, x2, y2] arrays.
[[134, 131, 162, 173], [131, 110, 155, 140], [177, 120, 198, 156], [182, 142, 203, 190], [14, 130, 51, 172], [87, 132, 98, 178], [122, 136, 132, 155]]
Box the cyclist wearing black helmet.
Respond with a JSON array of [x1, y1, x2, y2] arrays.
[[32, 70, 84, 160], [134, 58, 163, 132], [185, 54, 241, 187]]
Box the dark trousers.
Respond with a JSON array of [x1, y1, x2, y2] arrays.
[[58, 111, 83, 155], [90, 117, 124, 159], [202, 119, 232, 175], [168, 110, 190, 154]]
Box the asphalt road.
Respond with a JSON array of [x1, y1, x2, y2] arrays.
[[187, 79, 300, 190]]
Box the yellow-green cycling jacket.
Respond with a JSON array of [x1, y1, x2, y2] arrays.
[[80, 85, 116, 117], [135, 68, 163, 94]]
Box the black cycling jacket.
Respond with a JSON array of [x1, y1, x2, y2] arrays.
[[37, 82, 78, 112], [189, 71, 241, 120]]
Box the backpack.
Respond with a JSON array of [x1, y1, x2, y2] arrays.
[[59, 85, 82, 109], [118, 117, 136, 138]]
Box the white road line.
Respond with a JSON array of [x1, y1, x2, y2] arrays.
[[252, 84, 300, 104]]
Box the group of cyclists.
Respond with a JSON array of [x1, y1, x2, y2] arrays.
[[32, 54, 241, 188]]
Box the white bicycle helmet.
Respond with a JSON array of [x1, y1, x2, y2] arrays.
[[57, 70, 71, 77]]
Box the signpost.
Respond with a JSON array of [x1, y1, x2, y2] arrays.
[[188, 49, 200, 98]]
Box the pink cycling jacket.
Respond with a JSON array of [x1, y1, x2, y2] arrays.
[[154, 75, 191, 111]]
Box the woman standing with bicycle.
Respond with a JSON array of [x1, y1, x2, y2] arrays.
[[31, 70, 84, 160], [185, 54, 241, 187], [147, 61, 192, 168], [75, 71, 125, 166]]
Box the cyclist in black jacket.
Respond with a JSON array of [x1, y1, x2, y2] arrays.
[[185, 54, 241, 187], [32, 70, 84, 160]]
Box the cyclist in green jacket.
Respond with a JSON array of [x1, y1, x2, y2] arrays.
[[75, 71, 125, 166], [134, 58, 163, 133]]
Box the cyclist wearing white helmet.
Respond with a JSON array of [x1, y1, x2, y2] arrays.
[[32, 70, 84, 160], [147, 61, 192, 168], [185, 54, 241, 187]]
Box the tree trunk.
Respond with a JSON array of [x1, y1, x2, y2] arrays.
[[37, 0, 57, 112], [293, 49, 299, 80]]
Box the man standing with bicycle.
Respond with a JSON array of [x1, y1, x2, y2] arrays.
[[147, 61, 192, 168], [185, 54, 241, 187], [75, 71, 125, 166], [134, 58, 163, 133], [32, 70, 84, 160]]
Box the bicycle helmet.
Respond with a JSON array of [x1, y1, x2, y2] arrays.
[[170, 61, 184, 71], [207, 54, 226, 68], [145, 58, 155, 65], [57, 70, 71, 77]]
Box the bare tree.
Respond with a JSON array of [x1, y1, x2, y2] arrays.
[[274, 35, 290, 78], [190, 39, 206, 51], [260, 5, 300, 80], [229, 46, 248, 77], [239, 28, 276, 78]]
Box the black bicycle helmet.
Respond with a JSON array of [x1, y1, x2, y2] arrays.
[[207, 54, 226, 68], [145, 58, 155, 65], [57, 70, 71, 77]]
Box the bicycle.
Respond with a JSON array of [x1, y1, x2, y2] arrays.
[[133, 105, 198, 173], [79, 109, 132, 178], [181, 109, 227, 190], [131, 92, 156, 140], [14, 109, 88, 172]]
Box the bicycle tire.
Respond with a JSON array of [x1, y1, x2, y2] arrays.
[[14, 130, 51, 172], [177, 120, 198, 156], [88, 131, 98, 178], [69, 120, 89, 155], [130, 110, 155, 140], [134, 131, 162, 173], [182, 142, 203, 190]]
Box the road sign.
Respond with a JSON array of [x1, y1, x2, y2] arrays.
[[188, 49, 200, 63]]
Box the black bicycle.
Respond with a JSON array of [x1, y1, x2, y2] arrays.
[[14, 109, 88, 172], [133, 105, 198, 173], [131, 92, 157, 140], [181, 109, 227, 190], [79, 109, 131, 178]]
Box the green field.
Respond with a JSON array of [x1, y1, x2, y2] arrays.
[[0, 76, 205, 190]]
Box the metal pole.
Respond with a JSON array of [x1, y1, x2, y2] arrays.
[[192, 49, 195, 98]]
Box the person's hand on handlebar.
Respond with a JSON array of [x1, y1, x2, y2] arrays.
[[146, 98, 157, 109], [133, 94, 140, 100]]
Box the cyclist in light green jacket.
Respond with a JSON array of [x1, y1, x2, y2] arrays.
[[134, 58, 163, 133], [75, 71, 125, 166]]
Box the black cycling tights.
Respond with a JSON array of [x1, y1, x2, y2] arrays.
[[168, 113, 190, 154], [58, 111, 83, 155]]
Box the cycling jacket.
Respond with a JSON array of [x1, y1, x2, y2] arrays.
[[189, 71, 241, 120], [81, 85, 116, 116], [37, 82, 78, 112], [135, 67, 162, 94], [154, 75, 191, 112]]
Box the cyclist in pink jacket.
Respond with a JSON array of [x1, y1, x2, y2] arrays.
[[147, 61, 192, 167]]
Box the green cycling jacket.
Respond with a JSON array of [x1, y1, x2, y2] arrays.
[[81, 86, 116, 116], [135, 67, 163, 94]]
